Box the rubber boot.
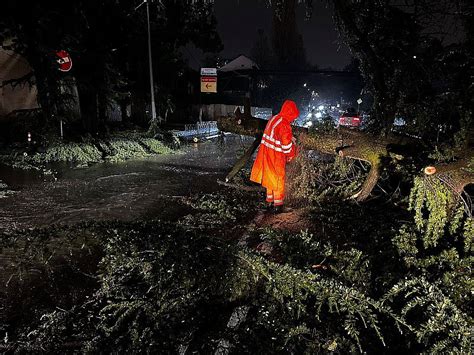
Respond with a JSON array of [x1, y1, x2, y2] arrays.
[[273, 205, 284, 214]]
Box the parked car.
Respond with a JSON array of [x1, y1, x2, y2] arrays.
[[339, 108, 361, 127]]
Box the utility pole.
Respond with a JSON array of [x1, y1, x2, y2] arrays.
[[131, 0, 158, 123], [145, 0, 157, 123]]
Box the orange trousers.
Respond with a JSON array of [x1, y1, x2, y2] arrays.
[[266, 187, 285, 206]]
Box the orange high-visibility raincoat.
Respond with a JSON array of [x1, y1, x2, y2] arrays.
[[250, 100, 299, 205]]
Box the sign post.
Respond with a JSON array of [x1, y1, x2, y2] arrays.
[[357, 98, 363, 113]]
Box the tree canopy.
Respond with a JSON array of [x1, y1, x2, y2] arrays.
[[0, 0, 222, 132], [265, 0, 472, 145]]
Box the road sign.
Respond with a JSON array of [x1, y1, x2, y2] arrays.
[[55, 50, 72, 72], [200, 68, 217, 93], [357, 98, 363, 105], [201, 67, 217, 76], [201, 76, 217, 93]]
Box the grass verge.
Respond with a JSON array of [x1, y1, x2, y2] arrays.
[[0, 132, 178, 171]]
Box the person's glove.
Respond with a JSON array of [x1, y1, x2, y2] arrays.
[[287, 137, 298, 162]]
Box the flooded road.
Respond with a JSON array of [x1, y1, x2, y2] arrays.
[[0, 136, 252, 231]]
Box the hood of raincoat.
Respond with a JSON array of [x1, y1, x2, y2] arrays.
[[278, 100, 299, 122]]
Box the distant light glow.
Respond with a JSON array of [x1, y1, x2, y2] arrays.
[[394, 117, 406, 126], [303, 83, 307, 87], [315, 112, 322, 118], [318, 105, 324, 111]]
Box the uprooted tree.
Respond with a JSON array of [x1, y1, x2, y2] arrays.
[[219, 0, 474, 202], [217, 109, 474, 202]]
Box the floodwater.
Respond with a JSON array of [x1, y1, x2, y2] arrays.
[[0, 136, 255, 345], [0, 136, 253, 232]]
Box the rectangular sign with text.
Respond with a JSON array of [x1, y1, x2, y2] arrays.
[[200, 67, 217, 76], [201, 76, 217, 93]]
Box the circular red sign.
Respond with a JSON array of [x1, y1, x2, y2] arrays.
[[56, 50, 72, 72]]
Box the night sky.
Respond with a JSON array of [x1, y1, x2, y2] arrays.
[[185, 0, 352, 70]]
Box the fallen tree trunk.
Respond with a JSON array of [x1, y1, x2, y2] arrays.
[[217, 111, 307, 138], [217, 179, 263, 192], [217, 114, 419, 202], [225, 137, 261, 182], [423, 155, 474, 195], [423, 126, 474, 195], [299, 128, 420, 201]]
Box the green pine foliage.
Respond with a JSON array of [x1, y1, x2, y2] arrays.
[[1, 161, 472, 353], [394, 176, 473, 313], [139, 138, 174, 155], [409, 176, 455, 248], [31, 142, 103, 165], [104, 139, 150, 162], [381, 277, 472, 353], [287, 154, 365, 203], [0, 134, 177, 170], [3, 222, 401, 353]]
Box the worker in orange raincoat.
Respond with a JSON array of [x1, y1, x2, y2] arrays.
[[250, 100, 299, 213]]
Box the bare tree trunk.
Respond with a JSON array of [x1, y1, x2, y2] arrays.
[[120, 100, 129, 124], [131, 94, 147, 126], [78, 85, 98, 133]]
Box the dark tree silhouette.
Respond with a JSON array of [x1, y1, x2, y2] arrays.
[[0, 0, 222, 133], [272, 0, 308, 70], [251, 29, 273, 70]]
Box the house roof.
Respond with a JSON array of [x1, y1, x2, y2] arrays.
[[219, 55, 259, 72]]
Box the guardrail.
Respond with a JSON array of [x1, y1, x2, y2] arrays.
[[176, 121, 219, 138]]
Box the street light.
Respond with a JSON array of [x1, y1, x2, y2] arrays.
[[134, 0, 157, 123]]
